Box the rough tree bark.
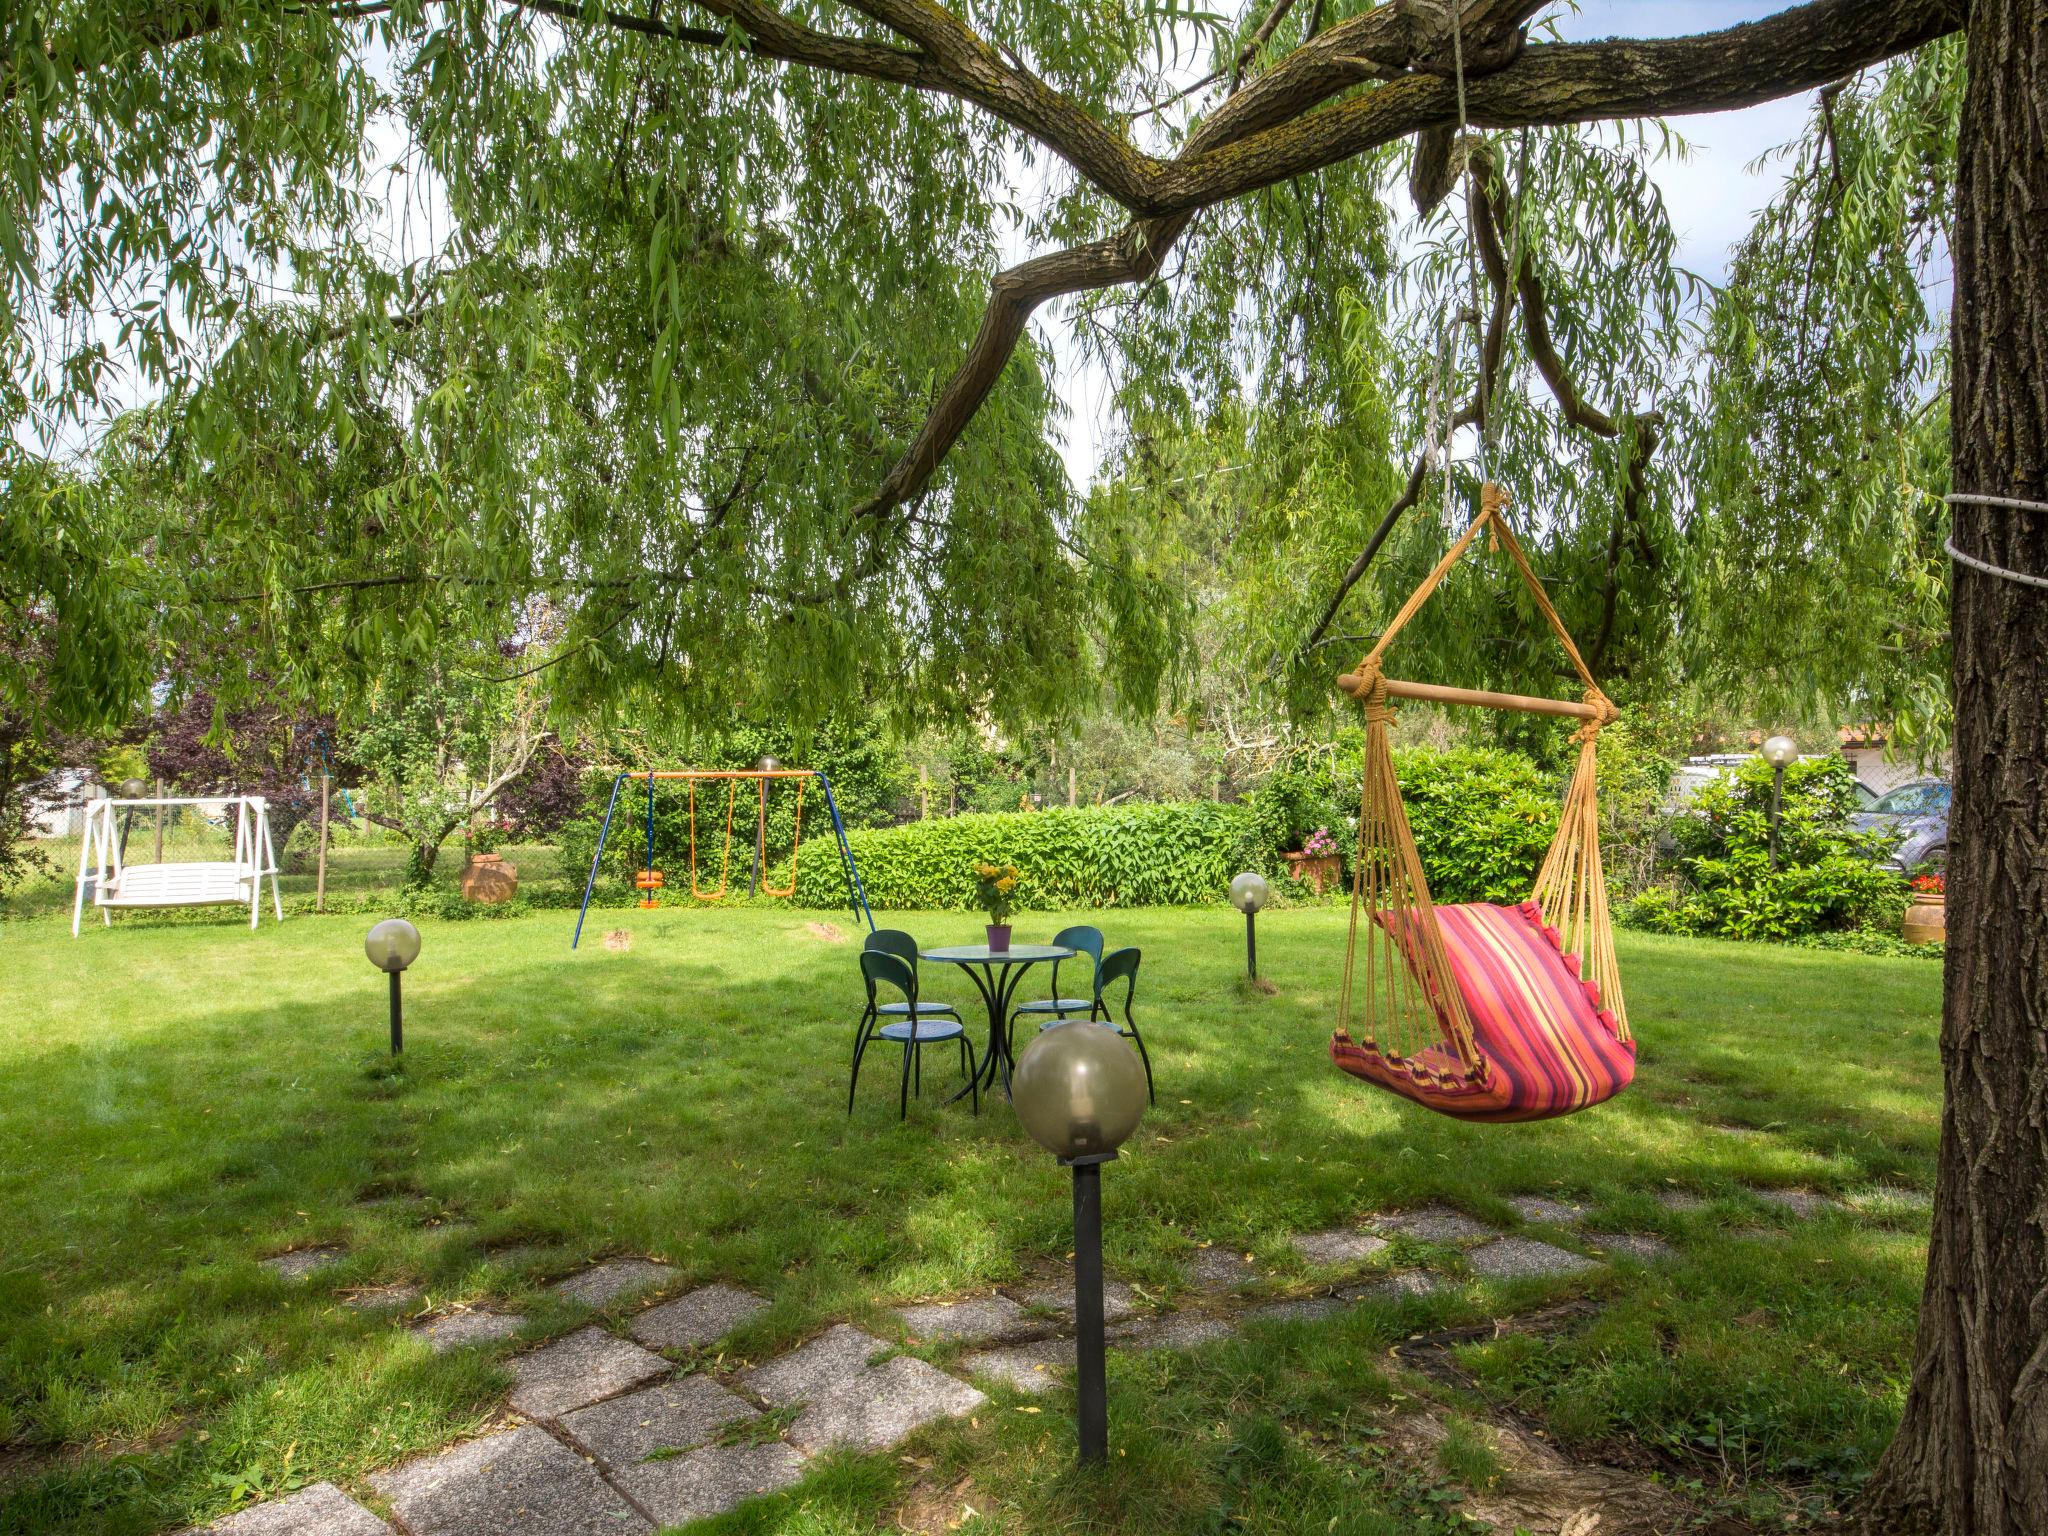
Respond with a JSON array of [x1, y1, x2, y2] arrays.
[[1857, 2, 2048, 1531]]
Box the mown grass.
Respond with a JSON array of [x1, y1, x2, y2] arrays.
[[0, 903, 1940, 1533]]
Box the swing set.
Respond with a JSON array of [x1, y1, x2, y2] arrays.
[[570, 768, 874, 948]]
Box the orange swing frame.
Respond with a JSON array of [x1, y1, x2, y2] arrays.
[[619, 769, 818, 906]]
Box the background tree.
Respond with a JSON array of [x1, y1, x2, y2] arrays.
[[341, 658, 549, 886]]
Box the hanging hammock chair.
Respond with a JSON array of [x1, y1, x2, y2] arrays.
[[1330, 483, 1635, 1123]]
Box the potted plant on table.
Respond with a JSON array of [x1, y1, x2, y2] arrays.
[[975, 861, 1021, 952], [1903, 870, 1945, 944]]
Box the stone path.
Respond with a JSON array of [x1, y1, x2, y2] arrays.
[[200, 1182, 1861, 1533]]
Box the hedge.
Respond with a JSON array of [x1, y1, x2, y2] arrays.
[[789, 801, 1260, 911]]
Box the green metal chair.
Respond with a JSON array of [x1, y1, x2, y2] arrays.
[[864, 928, 962, 1025], [1007, 924, 1103, 1035], [1089, 946, 1153, 1103], [850, 949, 979, 1119]]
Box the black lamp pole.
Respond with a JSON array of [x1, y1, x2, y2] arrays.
[[1068, 1151, 1114, 1463], [1769, 763, 1786, 870], [389, 971, 404, 1055], [1244, 909, 1258, 980]]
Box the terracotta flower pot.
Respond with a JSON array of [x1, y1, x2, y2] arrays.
[[1281, 851, 1343, 895], [1902, 892, 1945, 945], [461, 851, 520, 904], [985, 923, 1012, 952]]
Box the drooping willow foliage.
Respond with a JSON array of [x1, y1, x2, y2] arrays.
[[1687, 38, 1961, 745], [2, 2, 1961, 748]]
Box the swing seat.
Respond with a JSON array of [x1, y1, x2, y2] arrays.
[[636, 870, 666, 889], [1331, 900, 1634, 1123]]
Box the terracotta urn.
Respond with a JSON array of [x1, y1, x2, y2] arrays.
[[1281, 851, 1343, 895], [1901, 892, 1945, 945], [461, 851, 520, 904]]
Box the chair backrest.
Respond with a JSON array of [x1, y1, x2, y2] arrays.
[[1051, 925, 1104, 991], [1098, 946, 1140, 1007], [865, 928, 920, 966], [860, 947, 917, 1006]]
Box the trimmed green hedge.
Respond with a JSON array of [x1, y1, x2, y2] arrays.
[[790, 801, 1260, 911]]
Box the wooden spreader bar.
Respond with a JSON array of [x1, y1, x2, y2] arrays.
[[1336, 673, 1602, 721]]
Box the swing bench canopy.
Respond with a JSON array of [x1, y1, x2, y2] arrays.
[[1330, 484, 1635, 1123]]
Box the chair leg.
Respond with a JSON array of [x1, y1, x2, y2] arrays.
[[898, 1039, 914, 1120], [914, 1041, 923, 1097], [1127, 1021, 1155, 1103], [848, 1010, 875, 1115], [965, 1038, 981, 1115]]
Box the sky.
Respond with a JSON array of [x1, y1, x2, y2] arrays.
[[1043, 1, 1820, 492]]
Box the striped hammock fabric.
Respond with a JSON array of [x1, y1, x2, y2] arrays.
[[1331, 900, 1635, 1122]]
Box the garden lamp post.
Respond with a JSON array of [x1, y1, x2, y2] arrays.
[[365, 918, 422, 1055], [750, 755, 780, 896], [1012, 1024, 1148, 1465], [1229, 872, 1270, 980], [117, 778, 146, 861], [1761, 735, 1798, 869]]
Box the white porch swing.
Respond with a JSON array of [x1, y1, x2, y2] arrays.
[[71, 794, 284, 936]]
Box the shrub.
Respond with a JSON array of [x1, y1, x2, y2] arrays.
[[1627, 755, 1907, 942], [788, 801, 1260, 910], [1394, 746, 1560, 905]]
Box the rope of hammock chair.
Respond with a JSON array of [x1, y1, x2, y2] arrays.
[[1335, 485, 1631, 1081]]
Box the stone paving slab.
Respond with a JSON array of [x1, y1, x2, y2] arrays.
[[609, 1442, 806, 1527], [1289, 1230, 1390, 1266], [1590, 1232, 1677, 1263], [189, 1481, 391, 1535], [629, 1283, 768, 1351], [1112, 1314, 1236, 1352], [368, 1426, 651, 1535], [1247, 1295, 1345, 1325], [416, 1310, 525, 1353], [1337, 1270, 1446, 1303], [1014, 1277, 1139, 1325], [1466, 1237, 1599, 1280], [560, 1374, 758, 1464], [344, 1283, 425, 1314], [1508, 1195, 1585, 1225], [1373, 1205, 1496, 1244], [509, 1326, 671, 1419], [550, 1258, 676, 1308], [741, 1323, 889, 1407], [261, 1247, 344, 1280], [896, 1294, 1034, 1346], [961, 1338, 1076, 1394], [1754, 1188, 1841, 1218], [1186, 1246, 1263, 1290], [787, 1354, 985, 1455]]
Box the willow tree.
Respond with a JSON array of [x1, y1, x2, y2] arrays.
[[5, 1, 2042, 1529]]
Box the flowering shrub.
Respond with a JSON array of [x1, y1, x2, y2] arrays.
[[1301, 826, 1338, 858], [1910, 872, 1945, 896], [974, 861, 1021, 924]]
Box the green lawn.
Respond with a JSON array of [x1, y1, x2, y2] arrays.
[[0, 904, 1940, 1533]]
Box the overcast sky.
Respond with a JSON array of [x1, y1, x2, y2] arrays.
[[1045, 1, 1822, 491]]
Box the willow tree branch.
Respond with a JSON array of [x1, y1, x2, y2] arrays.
[[857, 0, 1960, 519]]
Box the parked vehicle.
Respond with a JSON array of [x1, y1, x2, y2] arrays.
[[1850, 778, 1951, 873]]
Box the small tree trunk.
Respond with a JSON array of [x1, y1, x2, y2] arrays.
[[1858, 4, 2048, 1531]]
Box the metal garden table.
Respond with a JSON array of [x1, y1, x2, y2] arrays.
[[920, 943, 1075, 1102]]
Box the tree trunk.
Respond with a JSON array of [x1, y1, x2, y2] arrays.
[[1858, 3, 2048, 1531]]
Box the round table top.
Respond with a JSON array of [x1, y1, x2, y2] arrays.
[[921, 943, 1075, 964]]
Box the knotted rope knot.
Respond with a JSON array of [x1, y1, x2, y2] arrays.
[[1572, 689, 1619, 744], [1354, 665, 1398, 726]]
